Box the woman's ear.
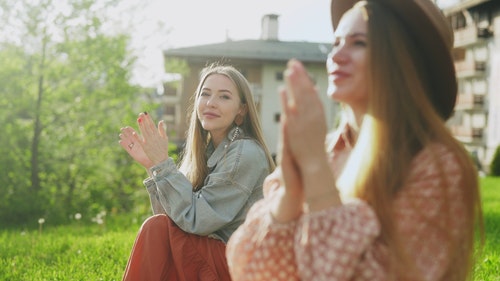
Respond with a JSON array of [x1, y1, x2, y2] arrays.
[[239, 104, 248, 116], [235, 105, 248, 126]]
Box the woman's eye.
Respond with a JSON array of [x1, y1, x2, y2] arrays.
[[200, 92, 209, 97], [354, 40, 367, 47], [221, 95, 231, 100]]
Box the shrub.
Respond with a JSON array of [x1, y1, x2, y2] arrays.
[[490, 145, 500, 176]]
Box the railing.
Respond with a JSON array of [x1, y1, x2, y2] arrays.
[[455, 93, 485, 110], [454, 60, 486, 78], [454, 26, 491, 47], [450, 125, 484, 143]]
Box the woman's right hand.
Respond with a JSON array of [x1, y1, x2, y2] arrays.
[[277, 59, 341, 212], [119, 126, 155, 169], [281, 59, 328, 168]]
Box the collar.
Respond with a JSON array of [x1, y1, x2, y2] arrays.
[[207, 127, 246, 168], [327, 123, 356, 153]]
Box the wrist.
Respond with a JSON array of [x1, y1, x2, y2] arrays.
[[300, 156, 341, 212], [305, 189, 340, 212], [270, 188, 304, 223]]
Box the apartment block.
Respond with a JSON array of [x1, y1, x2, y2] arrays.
[[438, 0, 500, 172]]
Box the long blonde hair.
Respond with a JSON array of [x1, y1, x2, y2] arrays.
[[179, 64, 275, 190], [337, 2, 482, 279]]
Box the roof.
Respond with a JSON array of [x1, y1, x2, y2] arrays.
[[163, 39, 331, 64]]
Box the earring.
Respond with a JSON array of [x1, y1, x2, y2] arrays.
[[231, 126, 240, 142]]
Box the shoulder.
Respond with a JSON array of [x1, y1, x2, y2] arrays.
[[409, 143, 462, 178], [231, 138, 268, 162], [403, 142, 471, 202]]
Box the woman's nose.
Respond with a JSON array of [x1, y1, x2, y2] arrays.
[[329, 47, 348, 64], [206, 96, 217, 107]]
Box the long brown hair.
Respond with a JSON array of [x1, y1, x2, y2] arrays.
[[179, 64, 275, 190], [337, 2, 482, 279]]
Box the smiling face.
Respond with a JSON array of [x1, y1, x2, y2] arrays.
[[327, 7, 369, 115], [196, 73, 244, 145]]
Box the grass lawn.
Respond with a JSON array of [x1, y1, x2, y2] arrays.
[[1, 177, 499, 280], [475, 177, 500, 281]]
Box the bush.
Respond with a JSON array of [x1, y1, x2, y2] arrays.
[[490, 145, 500, 176]]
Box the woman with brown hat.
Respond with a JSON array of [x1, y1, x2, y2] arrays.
[[226, 0, 483, 280]]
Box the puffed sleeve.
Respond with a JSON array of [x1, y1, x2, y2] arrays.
[[294, 201, 380, 280], [226, 197, 380, 281], [226, 196, 300, 281]]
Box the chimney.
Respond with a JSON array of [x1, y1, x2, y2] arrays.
[[261, 14, 279, 41]]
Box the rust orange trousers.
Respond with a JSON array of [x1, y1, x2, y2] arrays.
[[122, 214, 232, 281]]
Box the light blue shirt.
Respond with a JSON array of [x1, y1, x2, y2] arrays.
[[143, 128, 271, 243]]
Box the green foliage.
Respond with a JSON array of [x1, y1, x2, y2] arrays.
[[490, 146, 500, 176], [0, 0, 178, 227]]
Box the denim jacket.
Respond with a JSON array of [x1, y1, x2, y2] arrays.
[[143, 127, 271, 243]]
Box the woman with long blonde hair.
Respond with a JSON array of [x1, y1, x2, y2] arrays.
[[119, 64, 274, 281], [226, 1, 483, 280]]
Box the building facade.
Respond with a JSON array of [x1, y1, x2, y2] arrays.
[[161, 15, 336, 157], [437, 0, 500, 172]]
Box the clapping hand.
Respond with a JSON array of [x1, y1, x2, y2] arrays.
[[119, 112, 169, 169]]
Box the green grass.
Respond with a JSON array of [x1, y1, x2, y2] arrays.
[[474, 177, 500, 281], [1, 178, 499, 281], [0, 216, 140, 281]]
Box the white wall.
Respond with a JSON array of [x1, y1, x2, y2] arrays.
[[486, 14, 500, 166], [259, 63, 338, 156]]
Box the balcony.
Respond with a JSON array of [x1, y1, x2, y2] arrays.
[[438, 0, 492, 15], [454, 60, 486, 78], [450, 125, 484, 144], [454, 25, 492, 47], [455, 93, 485, 111]]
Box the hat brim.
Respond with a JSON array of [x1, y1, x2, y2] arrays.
[[331, 0, 359, 31]]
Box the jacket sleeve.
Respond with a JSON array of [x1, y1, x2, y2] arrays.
[[145, 139, 269, 236]]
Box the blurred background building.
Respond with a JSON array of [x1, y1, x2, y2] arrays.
[[438, 0, 500, 172], [161, 1, 500, 172], [161, 14, 336, 158]]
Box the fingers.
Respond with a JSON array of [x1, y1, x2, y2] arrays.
[[137, 112, 156, 138], [119, 126, 137, 142], [158, 120, 167, 138], [119, 126, 141, 151], [284, 60, 319, 114]]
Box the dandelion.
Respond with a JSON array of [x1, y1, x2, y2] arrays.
[[92, 210, 107, 232], [75, 213, 82, 220], [38, 218, 45, 234], [99, 210, 106, 218]]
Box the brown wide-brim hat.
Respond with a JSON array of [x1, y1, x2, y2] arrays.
[[331, 0, 457, 120]]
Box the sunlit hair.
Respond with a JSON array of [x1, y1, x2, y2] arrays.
[[336, 2, 482, 280], [178, 63, 275, 190]]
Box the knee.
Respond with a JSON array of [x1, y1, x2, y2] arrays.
[[140, 214, 169, 231]]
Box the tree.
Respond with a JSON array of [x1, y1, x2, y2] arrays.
[[0, 0, 155, 226], [490, 145, 500, 176]]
